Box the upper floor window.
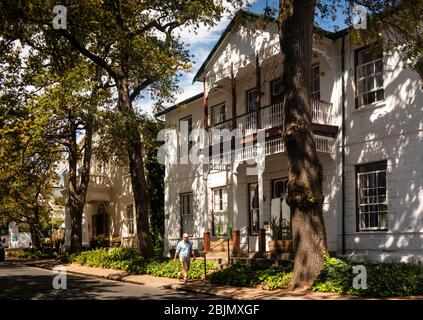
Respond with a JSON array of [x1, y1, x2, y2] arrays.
[[271, 79, 284, 104], [179, 116, 193, 157], [211, 103, 226, 125], [311, 64, 321, 100], [356, 46, 384, 108], [356, 161, 388, 231], [246, 88, 258, 112]]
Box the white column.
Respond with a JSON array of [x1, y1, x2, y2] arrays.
[[257, 131, 265, 229]]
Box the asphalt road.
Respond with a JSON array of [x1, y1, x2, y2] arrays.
[[0, 261, 218, 300]]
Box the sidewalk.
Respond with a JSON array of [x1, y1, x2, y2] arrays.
[[20, 259, 423, 300]]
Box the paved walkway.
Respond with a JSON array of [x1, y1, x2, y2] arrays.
[[20, 259, 423, 300]]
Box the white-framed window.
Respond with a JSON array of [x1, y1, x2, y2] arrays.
[[356, 46, 384, 107], [211, 103, 226, 125], [212, 188, 228, 236], [246, 88, 258, 112], [357, 161, 388, 231], [249, 183, 259, 235], [311, 64, 321, 100], [179, 116, 193, 158], [180, 193, 194, 236], [125, 204, 135, 236], [271, 78, 283, 104], [273, 179, 288, 199]]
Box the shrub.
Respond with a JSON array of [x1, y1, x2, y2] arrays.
[[146, 259, 216, 279], [209, 262, 284, 287], [310, 257, 423, 297], [263, 272, 293, 290]]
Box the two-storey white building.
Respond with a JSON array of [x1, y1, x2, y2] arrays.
[[157, 11, 423, 262]]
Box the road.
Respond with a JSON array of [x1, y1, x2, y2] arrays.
[[0, 261, 218, 300]]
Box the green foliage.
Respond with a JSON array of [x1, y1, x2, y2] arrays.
[[263, 272, 293, 290], [209, 262, 284, 287], [310, 257, 423, 297], [6, 247, 56, 260], [146, 259, 216, 279]]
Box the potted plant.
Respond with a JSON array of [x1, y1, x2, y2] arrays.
[[268, 216, 293, 254]]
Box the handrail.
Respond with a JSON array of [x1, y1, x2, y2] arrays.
[[203, 237, 231, 280]]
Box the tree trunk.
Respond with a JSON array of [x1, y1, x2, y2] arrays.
[[279, 0, 328, 290], [29, 220, 41, 249], [117, 78, 154, 259], [68, 109, 93, 253]]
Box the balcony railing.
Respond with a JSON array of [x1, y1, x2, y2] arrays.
[[209, 99, 334, 135], [90, 174, 111, 186], [208, 134, 335, 167]]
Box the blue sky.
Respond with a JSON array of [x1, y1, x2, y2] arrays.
[[143, 0, 349, 115]]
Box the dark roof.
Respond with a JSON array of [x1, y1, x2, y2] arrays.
[[154, 92, 204, 117], [193, 9, 349, 83]]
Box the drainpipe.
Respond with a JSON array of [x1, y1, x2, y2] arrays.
[[341, 35, 346, 256]]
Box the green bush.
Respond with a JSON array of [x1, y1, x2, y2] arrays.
[[209, 262, 285, 287], [146, 259, 216, 279], [263, 272, 293, 290], [70, 248, 145, 273], [310, 257, 423, 297]]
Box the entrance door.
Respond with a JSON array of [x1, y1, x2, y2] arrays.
[[92, 203, 108, 237], [248, 183, 259, 235]]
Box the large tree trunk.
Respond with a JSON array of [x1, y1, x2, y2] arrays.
[[279, 0, 328, 290], [117, 79, 154, 259], [68, 109, 93, 253]]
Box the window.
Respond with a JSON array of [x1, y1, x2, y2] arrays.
[[311, 64, 321, 100], [248, 183, 259, 235], [125, 205, 135, 236], [179, 116, 193, 158], [356, 46, 384, 107], [356, 161, 388, 231], [273, 179, 288, 199], [246, 88, 258, 112], [92, 204, 107, 237], [271, 78, 283, 104], [212, 188, 228, 236], [211, 103, 226, 125], [180, 193, 194, 236]]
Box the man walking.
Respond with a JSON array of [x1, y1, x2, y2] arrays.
[[173, 233, 196, 283]]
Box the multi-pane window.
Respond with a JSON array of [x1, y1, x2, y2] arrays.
[[356, 46, 384, 107], [246, 88, 258, 112], [357, 161, 388, 231], [179, 116, 193, 158], [273, 179, 288, 199], [271, 78, 284, 104], [125, 205, 135, 236], [180, 193, 194, 236], [212, 188, 228, 236], [311, 64, 321, 100], [211, 103, 226, 125]]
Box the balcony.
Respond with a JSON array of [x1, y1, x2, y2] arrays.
[[208, 134, 335, 171], [62, 173, 112, 203], [209, 99, 334, 135]]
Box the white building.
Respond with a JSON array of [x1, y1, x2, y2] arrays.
[[157, 11, 423, 262]]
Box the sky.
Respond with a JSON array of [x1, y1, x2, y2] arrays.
[[141, 0, 349, 115]]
